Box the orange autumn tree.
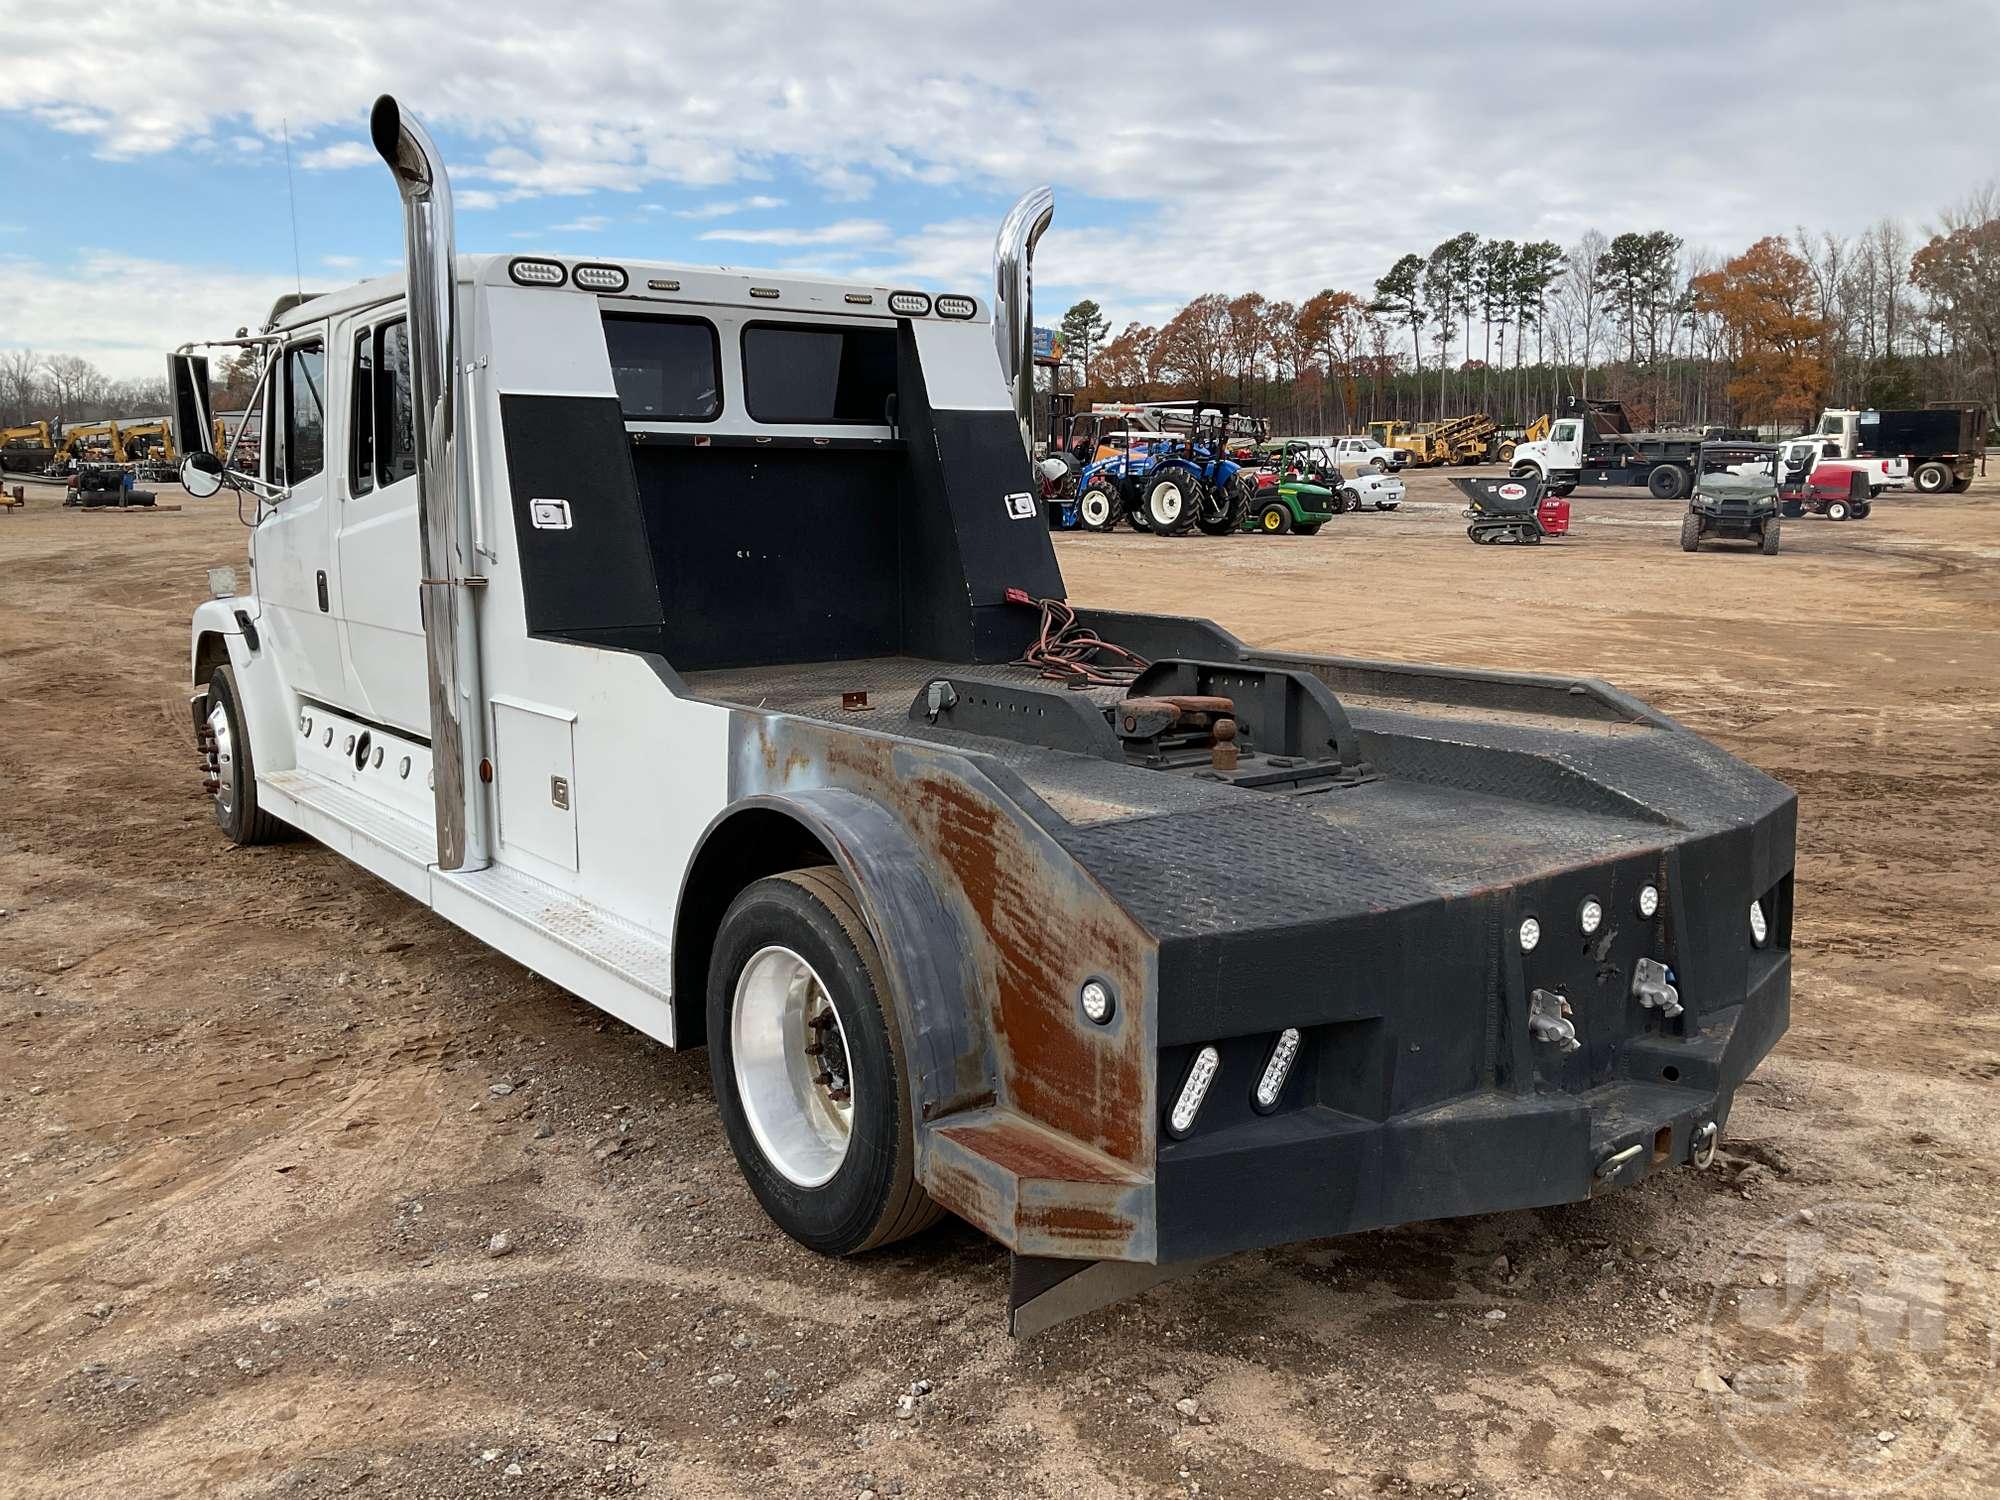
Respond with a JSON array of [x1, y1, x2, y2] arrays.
[[1690, 236, 1831, 425]]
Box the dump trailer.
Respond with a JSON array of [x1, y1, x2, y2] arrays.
[[1, 420, 56, 472], [1812, 405, 1986, 494], [1507, 397, 1709, 498], [171, 96, 1796, 1336]]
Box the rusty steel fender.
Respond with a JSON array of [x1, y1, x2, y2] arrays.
[[720, 710, 1162, 1259]]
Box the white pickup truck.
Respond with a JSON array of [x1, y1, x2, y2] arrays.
[[1320, 434, 1407, 472]]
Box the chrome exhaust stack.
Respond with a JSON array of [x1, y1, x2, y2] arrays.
[[371, 94, 489, 873], [992, 186, 1053, 460]]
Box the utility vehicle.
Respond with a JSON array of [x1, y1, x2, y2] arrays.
[[1779, 460, 1872, 522], [1453, 474, 1570, 544], [172, 97, 1796, 1336], [1237, 468, 1334, 534], [1681, 442, 1782, 553]]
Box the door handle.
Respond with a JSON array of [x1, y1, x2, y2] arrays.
[[316, 570, 329, 612]]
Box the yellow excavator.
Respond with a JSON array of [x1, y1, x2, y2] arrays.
[[119, 420, 178, 475], [1, 419, 56, 472], [51, 420, 128, 467]]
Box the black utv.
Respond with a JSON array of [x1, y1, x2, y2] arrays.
[[1681, 442, 1781, 555]]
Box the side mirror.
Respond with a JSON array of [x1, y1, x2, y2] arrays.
[[181, 451, 226, 498]]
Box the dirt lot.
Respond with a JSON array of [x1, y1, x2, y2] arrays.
[[2, 467, 1997, 1499]]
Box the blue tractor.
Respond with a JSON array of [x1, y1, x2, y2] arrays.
[[1124, 403, 1269, 537]]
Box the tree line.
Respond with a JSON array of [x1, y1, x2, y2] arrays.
[[1054, 181, 2000, 439], [0, 351, 172, 433]]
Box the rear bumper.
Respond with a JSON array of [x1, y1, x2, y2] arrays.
[[1153, 953, 1789, 1263]]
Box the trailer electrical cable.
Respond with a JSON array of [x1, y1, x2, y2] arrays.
[[1009, 594, 1149, 689]]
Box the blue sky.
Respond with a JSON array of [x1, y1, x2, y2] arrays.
[[2, 0, 1994, 380]]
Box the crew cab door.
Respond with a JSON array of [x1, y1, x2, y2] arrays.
[[335, 317, 428, 735], [253, 331, 347, 704]]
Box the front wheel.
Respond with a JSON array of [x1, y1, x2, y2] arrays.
[[708, 869, 940, 1256], [1826, 499, 1850, 522], [1077, 478, 1122, 532], [205, 666, 284, 845], [1760, 519, 1782, 555], [1256, 502, 1293, 535], [1679, 512, 1701, 552]]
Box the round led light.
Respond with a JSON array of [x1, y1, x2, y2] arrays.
[[1637, 883, 1660, 919], [1749, 899, 1769, 947], [1519, 916, 1541, 953], [1079, 979, 1114, 1025], [1579, 897, 1604, 936]]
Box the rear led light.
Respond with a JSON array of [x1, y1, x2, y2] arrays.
[[1079, 979, 1114, 1025], [572, 262, 628, 292], [1749, 899, 1769, 947], [1519, 916, 1541, 953], [935, 293, 976, 319], [1637, 883, 1660, 918], [1579, 897, 1603, 936], [508, 257, 566, 287], [1167, 1046, 1220, 1137], [888, 291, 931, 316], [1253, 1029, 1301, 1112]]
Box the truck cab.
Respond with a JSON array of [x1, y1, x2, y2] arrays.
[[1806, 411, 1909, 491], [171, 95, 1798, 1335]]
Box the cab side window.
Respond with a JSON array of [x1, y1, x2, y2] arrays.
[[375, 321, 417, 485], [284, 341, 326, 485], [349, 330, 375, 496]]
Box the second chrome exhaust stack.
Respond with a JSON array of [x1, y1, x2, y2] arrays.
[[993, 186, 1053, 461], [371, 94, 489, 873]]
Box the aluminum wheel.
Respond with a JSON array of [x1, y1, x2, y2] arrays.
[[207, 701, 235, 819], [731, 944, 854, 1187]]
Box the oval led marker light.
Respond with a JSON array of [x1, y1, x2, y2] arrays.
[[1749, 899, 1769, 947], [1519, 916, 1542, 953], [888, 290, 931, 316], [935, 293, 976, 319], [647, 277, 680, 292], [1253, 1028, 1301, 1113], [508, 257, 566, 287], [1637, 883, 1660, 919], [843, 292, 874, 305], [1579, 897, 1604, 936], [572, 262, 628, 293], [1167, 1046, 1220, 1137], [1079, 979, 1114, 1025]]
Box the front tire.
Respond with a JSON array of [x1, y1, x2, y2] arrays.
[[1826, 499, 1850, 521], [708, 869, 939, 1256], [205, 666, 283, 845], [1679, 512, 1701, 552], [1760, 519, 1782, 555], [1256, 502, 1292, 535], [1077, 477, 1122, 533]]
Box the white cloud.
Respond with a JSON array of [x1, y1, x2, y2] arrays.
[[700, 219, 888, 248], [321, 254, 361, 269], [674, 195, 786, 220], [301, 139, 376, 170], [0, 251, 294, 381]]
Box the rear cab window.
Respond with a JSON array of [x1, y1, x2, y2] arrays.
[[348, 319, 418, 494], [741, 322, 898, 425], [604, 314, 722, 421]]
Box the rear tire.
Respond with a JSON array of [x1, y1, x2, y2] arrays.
[[1294, 522, 1322, 536], [1648, 464, 1686, 499], [206, 666, 284, 845], [1760, 519, 1782, 555], [708, 869, 940, 1257], [1948, 474, 1972, 494], [1143, 468, 1201, 535], [1679, 512, 1701, 553], [1854, 501, 1872, 519], [1914, 461, 1951, 494]]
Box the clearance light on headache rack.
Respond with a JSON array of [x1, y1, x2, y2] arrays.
[[647, 278, 681, 292], [749, 287, 780, 299], [844, 292, 875, 305], [888, 290, 931, 316], [1253, 1028, 1301, 1112], [508, 257, 566, 287], [571, 262, 628, 292], [1167, 1047, 1220, 1138], [935, 293, 976, 319]]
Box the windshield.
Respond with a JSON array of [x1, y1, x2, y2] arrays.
[[1815, 413, 1841, 436]]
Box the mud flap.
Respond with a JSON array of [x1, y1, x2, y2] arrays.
[[1007, 1254, 1210, 1338]]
